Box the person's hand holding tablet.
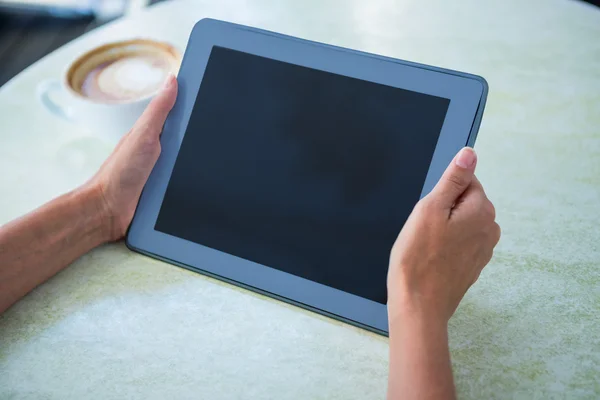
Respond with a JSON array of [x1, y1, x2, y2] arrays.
[[387, 147, 500, 399]]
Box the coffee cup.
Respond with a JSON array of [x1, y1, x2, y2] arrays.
[[37, 39, 181, 142]]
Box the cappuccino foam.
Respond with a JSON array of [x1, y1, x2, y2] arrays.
[[81, 55, 171, 102], [68, 40, 180, 103]]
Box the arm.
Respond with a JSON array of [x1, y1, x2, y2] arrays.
[[387, 310, 454, 400], [0, 186, 108, 313], [387, 148, 501, 399], [0, 75, 178, 314]]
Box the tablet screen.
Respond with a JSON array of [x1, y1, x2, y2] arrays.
[[155, 46, 449, 304]]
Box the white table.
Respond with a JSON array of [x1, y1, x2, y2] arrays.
[[1, 0, 599, 398]]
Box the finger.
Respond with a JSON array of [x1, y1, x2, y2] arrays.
[[485, 200, 496, 222], [431, 147, 478, 210], [112, 128, 132, 153], [492, 222, 501, 246], [478, 223, 501, 271], [132, 74, 178, 137], [473, 245, 496, 284], [451, 175, 485, 210], [450, 181, 486, 218], [470, 175, 484, 193]]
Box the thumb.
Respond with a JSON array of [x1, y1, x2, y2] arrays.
[[431, 147, 477, 209], [132, 74, 178, 137]]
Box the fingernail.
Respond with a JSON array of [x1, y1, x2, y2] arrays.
[[163, 73, 176, 89], [455, 147, 477, 168]]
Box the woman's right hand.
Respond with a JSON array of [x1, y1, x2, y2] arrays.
[[386, 147, 500, 400], [387, 147, 501, 327]]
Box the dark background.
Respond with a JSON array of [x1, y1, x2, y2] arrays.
[[0, 0, 164, 87]]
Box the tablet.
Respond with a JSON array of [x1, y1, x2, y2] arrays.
[[127, 18, 488, 335]]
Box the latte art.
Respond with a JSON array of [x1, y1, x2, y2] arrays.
[[68, 39, 180, 104], [81, 55, 171, 102]]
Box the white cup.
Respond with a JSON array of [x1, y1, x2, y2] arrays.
[[37, 39, 181, 142]]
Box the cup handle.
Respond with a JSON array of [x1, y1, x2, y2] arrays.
[[37, 79, 74, 121]]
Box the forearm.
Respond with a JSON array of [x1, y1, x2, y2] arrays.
[[0, 185, 109, 313], [387, 308, 455, 400]]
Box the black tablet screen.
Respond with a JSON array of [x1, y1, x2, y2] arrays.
[[155, 46, 449, 304]]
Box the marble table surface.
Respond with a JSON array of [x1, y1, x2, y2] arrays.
[[1, 0, 599, 398]]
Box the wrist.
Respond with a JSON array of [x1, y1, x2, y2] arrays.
[[74, 183, 114, 244], [387, 294, 455, 400], [388, 288, 448, 336]]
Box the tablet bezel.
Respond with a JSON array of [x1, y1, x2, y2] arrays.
[[127, 18, 488, 335]]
